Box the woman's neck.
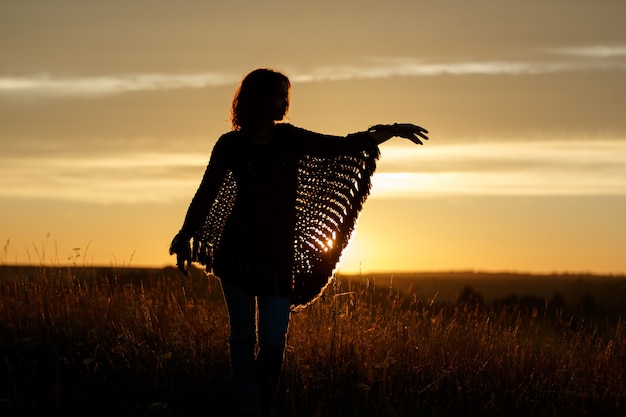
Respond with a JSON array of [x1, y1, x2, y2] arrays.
[[244, 122, 277, 145]]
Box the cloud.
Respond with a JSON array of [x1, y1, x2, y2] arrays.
[[2, 50, 626, 99], [1, 140, 625, 203], [547, 45, 626, 58], [0, 151, 208, 204], [290, 61, 563, 82], [373, 141, 626, 197], [0, 72, 239, 98]]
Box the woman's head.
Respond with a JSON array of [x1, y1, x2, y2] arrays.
[[230, 68, 291, 131]]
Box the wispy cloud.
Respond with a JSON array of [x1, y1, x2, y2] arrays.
[[0, 152, 208, 204], [547, 45, 626, 58], [2, 46, 625, 99], [1, 140, 625, 203], [291, 60, 576, 82], [0, 72, 239, 98], [373, 141, 626, 197]]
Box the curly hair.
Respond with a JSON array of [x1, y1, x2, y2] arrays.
[[230, 68, 291, 131]]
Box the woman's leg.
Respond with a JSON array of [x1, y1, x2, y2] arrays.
[[220, 279, 263, 415], [256, 293, 291, 413]]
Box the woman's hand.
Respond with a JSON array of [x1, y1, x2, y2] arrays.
[[368, 123, 429, 145], [169, 232, 192, 276]]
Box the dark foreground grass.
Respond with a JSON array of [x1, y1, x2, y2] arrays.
[[0, 266, 624, 417]]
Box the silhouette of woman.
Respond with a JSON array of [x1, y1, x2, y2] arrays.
[[170, 68, 428, 416]]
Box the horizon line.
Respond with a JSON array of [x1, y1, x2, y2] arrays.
[[2, 262, 625, 278]]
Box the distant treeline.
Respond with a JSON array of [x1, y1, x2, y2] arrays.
[[335, 270, 626, 318]]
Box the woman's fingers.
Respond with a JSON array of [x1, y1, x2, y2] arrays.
[[396, 124, 429, 145], [177, 254, 190, 276]]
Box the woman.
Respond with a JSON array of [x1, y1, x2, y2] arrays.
[[170, 68, 428, 416]]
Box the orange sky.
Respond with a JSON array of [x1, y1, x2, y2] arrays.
[[1, 1, 626, 274]]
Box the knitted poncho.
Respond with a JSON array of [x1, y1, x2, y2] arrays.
[[179, 123, 379, 307]]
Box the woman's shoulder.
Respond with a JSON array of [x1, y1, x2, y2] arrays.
[[276, 123, 321, 140], [275, 122, 296, 135], [214, 130, 243, 148], [205, 131, 244, 160], [219, 129, 243, 141]]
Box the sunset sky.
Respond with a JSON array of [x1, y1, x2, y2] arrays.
[[1, 1, 625, 274]]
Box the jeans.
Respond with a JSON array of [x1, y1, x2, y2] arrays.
[[220, 278, 292, 415]]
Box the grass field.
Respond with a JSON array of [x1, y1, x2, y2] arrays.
[[1, 265, 624, 416]]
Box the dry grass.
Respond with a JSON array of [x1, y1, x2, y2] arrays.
[[1, 266, 624, 417]]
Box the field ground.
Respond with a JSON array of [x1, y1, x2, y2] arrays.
[[1, 266, 625, 416]]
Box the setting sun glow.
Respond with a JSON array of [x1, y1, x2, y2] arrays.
[[1, 1, 625, 275]]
